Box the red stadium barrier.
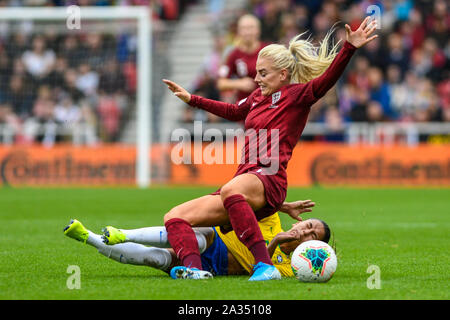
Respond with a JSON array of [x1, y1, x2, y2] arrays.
[[0, 145, 137, 186], [170, 142, 450, 187], [0, 143, 448, 187]]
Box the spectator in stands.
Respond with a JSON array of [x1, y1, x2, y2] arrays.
[[122, 56, 137, 95], [78, 99, 99, 145], [385, 33, 409, 75], [425, 0, 449, 48], [2, 75, 33, 119], [0, 0, 194, 147], [0, 101, 23, 143], [407, 8, 426, 51], [436, 70, 450, 112], [31, 85, 55, 123], [386, 64, 407, 118], [194, 73, 221, 123], [278, 12, 299, 46], [203, 33, 227, 80], [255, 0, 282, 43], [81, 33, 108, 70], [6, 33, 28, 61], [412, 78, 440, 122], [0, 0, 447, 146], [311, 8, 333, 40], [98, 58, 126, 95], [392, 71, 420, 121], [366, 100, 387, 123], [349, 87, 371, 122], [11, 57, 29, 80], [346, 2, 366, 32], [96, 55, 129, 142], [421, 37, 446, 82], [410, 46, 432, 78], [438, 106, 450, 123], [76, 62, 99, 98], [58, 35, 83, 68], [217, 14, 266, 103], [54, 95, 81, 127], [97, 94, 122, 142], [184, 32, 226, 123], [292, 4, 310, 32], [62, 68, 86, 104], [322, 105, 345, 142], [367, 67, 395, 119], [359, 36, 386, 69], [346, 55, 370, 91], [45, 56, 69, 93], [0, 50, 12, 90], [24, 85, 58, 146], [22, 35, 55, 82]]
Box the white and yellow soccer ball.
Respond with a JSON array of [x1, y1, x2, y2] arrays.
[[291, 240, 337, 282]]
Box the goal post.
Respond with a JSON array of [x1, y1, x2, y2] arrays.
[[0, 6, 152, 188]]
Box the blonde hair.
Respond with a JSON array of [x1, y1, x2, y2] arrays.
[[258, 26, 341, 84]]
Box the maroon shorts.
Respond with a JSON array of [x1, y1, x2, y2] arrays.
[[211, 168, 287, 233]]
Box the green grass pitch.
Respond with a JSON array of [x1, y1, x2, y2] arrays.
[[0, 186, 448, 300]]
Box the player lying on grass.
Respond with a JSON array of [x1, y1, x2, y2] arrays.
[[64, 200, 331, 278]]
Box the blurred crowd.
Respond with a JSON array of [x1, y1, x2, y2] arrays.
[[0, 0, 195, 20], [185, 0, 450, 141], [0, 0, 448, 145], [0, 0, 196, 145]]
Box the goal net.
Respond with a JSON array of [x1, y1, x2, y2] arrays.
[[0, 6, 151, 187]]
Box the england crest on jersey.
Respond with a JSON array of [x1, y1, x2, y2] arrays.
[[269, 91, 281, 108]]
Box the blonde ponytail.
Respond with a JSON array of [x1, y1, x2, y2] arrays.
[[258, 25, 341, 84]]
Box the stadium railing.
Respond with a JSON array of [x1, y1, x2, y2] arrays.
[[164, 121, 450, 145]]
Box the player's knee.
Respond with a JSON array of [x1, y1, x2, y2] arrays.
[[164, 205, 196, 226], [220, 185, 248, 203], [164, 206, 182, 224]]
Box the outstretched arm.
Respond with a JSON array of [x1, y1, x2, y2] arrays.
[[310, 17, 378, 99], [188, 94, 251, 121], [163, 79, 192, 103], [163, 79, 251, 121]]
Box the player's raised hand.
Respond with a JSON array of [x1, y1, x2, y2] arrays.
[[280, 199, 315, 221], [345, 16, 378, 48], [163, 79, 191, 103]]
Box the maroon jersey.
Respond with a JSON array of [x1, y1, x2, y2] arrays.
[[191, 41, 357, 202], [218, 42, 268, 102]]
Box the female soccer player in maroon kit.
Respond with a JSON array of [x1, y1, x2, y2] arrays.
[[163, 17, 378, 280], [217, 14, 268, 102]]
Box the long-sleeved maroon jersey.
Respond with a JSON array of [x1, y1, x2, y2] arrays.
[[189, 41, 357, 190]]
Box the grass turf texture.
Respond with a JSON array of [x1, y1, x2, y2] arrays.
[[0, 187, 448, 300]]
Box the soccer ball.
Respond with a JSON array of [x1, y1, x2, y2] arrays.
[[291, 240, 337, 282]]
